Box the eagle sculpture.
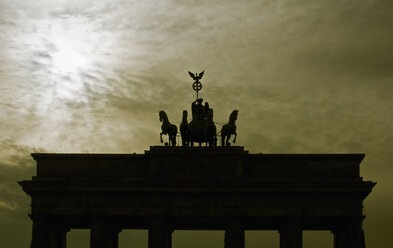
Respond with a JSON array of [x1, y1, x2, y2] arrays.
[[188, 70, 204, 81]]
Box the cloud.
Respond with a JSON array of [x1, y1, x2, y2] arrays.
[[0, 141, 38, 216], [0, 141, 36, 246]]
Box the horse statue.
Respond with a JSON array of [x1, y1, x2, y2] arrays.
[[159, 110, 177, 146], [180, 110, 190, 147], [221, 110, 238, 146]]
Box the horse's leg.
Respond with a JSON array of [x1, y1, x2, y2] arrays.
[[182, 134, 187, 147], [233, 132, 237, 143], [169, 134, 173, 146], [221, 135, 225, 146], [226, 134, 231, 146], [160, 132, 163, 143]]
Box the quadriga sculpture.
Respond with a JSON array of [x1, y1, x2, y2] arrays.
[[159, 69, 239, 147], [159, 108, 239, 147]]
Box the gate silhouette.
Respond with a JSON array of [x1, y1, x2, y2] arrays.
[[19, 146, 375, 248]]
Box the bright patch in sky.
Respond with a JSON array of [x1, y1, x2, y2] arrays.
[[51, 40, 88, 74], [48, 33, 91, 99], [35, 17, 102, 101]]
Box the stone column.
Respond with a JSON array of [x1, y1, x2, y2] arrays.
[[225, 219, 245, 248], [30, 217, 48, 248], [279, 219, 302, 248], [30, 216, 68, 248], [333, 220, 364, 248], [48, 226, 68, 248], [90, 219, 121, 248], [333, 228, 344, 248], [148, 219, 172, 248]]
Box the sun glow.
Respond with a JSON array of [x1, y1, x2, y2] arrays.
[[48, 37, 91, 99], [32, 15, 120, 102], [43, 20, 97, 100], [52, 41, 88, 74]]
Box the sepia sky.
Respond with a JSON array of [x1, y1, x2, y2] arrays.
[[0, 0, 392, 247]]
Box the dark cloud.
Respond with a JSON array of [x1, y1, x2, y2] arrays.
[[0, 141, 37, 246]]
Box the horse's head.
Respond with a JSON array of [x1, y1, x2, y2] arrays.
[[159, 110, 166, 122], [182, 110, 188, 122], [230, 110, 239, 121]]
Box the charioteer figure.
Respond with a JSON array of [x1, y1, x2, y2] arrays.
[[187, 97, 216, 147], [192, 98, 210, 122]]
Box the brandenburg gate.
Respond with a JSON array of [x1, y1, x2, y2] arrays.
[[19, 71, 375, 247], [19, 146, 375, 248]]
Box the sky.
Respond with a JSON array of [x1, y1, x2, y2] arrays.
[[0, 0, 392, 247]]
